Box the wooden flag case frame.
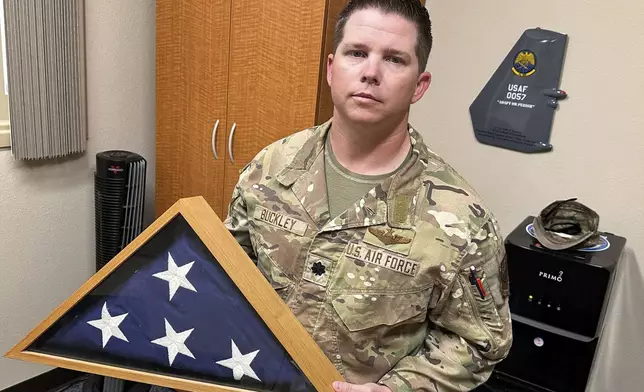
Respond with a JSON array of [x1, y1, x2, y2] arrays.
[[6, 196, 343, 392]]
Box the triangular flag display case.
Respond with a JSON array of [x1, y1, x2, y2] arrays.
[[6, 196, 343, 392]]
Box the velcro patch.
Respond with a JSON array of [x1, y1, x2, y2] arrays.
[[362, 226, 415, 256], [345, 242, 419, 277], [254, 206, 308, 236], [303, 254, 333, 287]]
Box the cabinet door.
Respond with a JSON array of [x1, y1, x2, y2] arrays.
[[222, 0, 328, 210], [155, 0, 231, 218], [316, 0, 350, 124]]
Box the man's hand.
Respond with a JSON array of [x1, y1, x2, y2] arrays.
[[332, 381, 392, 392]]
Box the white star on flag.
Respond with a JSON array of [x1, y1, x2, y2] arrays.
[[87, 302, 129, 348], [216, 339, 261, 381], [151, 319, 195, 366], [153, 252, 197, 300]]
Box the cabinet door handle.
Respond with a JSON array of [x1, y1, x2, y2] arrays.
[[211, 119, 220, 160], [228, 122, 236, 164]]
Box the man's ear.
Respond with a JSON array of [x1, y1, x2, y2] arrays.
[[326, 53, 334, 87], [411, 71, 431, 104]]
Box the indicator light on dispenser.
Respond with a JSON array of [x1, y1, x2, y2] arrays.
[[528, 295, 533, 302]]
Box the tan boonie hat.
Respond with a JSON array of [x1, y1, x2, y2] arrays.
[[532, 198, 602, 250]]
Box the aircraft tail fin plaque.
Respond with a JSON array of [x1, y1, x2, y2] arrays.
[[470, 28, 569, 153]]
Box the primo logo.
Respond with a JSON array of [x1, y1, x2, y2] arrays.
[[539, 270, 563, 283]]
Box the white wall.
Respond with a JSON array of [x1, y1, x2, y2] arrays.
[[414, 1, 644, 391], [0, 1, 156, 388]]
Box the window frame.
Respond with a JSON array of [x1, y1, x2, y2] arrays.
[[0, 0, 9, 149]]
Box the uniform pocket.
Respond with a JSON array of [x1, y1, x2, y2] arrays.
[[465, 247, 507, 309], [329, 288, 431, 378], [461, 271, 504, 330], [449, 264, 508, 356], [331, 288, 430, 332], [256, 247, 292, 301]]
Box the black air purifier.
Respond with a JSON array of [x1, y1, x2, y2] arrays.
[[94, 150, 147, 271]]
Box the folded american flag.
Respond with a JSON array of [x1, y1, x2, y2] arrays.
[[28, 215, 313, 392]]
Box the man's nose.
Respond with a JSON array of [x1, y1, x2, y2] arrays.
[[360, 58, 381, 86]]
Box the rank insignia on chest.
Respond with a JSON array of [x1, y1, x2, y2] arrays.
[[311, 261, 326, 276], [303, 255, 333, 287]]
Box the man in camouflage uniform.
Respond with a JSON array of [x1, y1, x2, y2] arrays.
[[224, 1, 512, 391]]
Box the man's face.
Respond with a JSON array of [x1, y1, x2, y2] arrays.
[[327, 8, 431, 126]]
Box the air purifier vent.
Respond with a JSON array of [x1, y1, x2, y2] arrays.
[[94, 150, 147, 271]]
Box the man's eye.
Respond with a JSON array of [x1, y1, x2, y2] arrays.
[[348, 50, 366, 58], [388, 56, 404, 64]]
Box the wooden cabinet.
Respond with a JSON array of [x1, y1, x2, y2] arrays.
[[155, 0, 342, 219], [155, 0, 424, 219], [222, 0, 330, 211], [155, 0, 233, 219]]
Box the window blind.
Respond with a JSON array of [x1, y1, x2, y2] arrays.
[[3, 0, 86, 160]]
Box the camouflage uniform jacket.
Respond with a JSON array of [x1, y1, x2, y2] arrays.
[[224, 120, 513, 392]]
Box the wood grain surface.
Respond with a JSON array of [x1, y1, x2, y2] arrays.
[[222, 0, 328, 208], [155, 0, 231, 218], [316, 0, 349, 124]]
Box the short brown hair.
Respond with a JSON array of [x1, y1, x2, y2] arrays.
[[333, 0, 433, 72]]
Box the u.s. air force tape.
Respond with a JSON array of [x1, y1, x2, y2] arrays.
[[253, 205, 308, 236], [345, 242, 419, 277]]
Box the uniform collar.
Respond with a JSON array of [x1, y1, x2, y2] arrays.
[[274, 119, 332, 187], [275, 119, 441, 230]]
